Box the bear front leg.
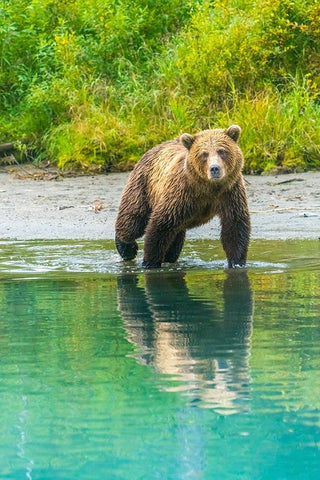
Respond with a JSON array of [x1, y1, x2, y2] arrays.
[[115, 236, 139, 261], [142, 217, 180, 269], [115, 210, 150, 261], [164, 230, 186, 263], [220, 214, 250, 268], [219, 181, 251, 268], [115, 212, 148, 261], [115, 170, 151, 261]]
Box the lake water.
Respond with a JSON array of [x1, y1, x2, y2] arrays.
[[0, 239, 319, 480]]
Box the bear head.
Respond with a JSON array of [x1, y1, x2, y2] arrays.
[[180, 125, 244, 184]]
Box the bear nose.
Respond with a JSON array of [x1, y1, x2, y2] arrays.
[[210, 164, 221, 178]]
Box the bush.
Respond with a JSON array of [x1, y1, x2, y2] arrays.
[[0, 0, 319, 172], [216, 80, 320, 173]]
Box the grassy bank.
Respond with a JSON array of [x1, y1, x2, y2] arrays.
[[0, 0, 319, 172]]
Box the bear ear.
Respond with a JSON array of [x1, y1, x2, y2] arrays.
[[226, 125, 241, 143], [180, 133, 195, 150]]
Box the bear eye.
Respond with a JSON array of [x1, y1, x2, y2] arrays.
[[217, 149, 228, 160], [201, 151, 209, 162]]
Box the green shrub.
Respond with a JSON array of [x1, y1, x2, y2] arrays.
[[0, 0, 319, 172], [215, 78, 320, 172]]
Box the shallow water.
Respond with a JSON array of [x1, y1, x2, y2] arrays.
[[0, 239, 319, 479]]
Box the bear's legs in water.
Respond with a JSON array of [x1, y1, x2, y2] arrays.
[[218, 181, 251, 268], [220, 212, 250, 268], [115, 212, 149, 261], [116, 228, 185, 266], [142, 218, 181, 268], [164, 230, 186, 263]]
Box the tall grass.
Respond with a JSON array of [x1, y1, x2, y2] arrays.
[[216, 80, 320, 172], [0, 0, 319, 172]]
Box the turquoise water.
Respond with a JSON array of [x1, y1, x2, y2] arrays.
[[0, 240, 319, 479]]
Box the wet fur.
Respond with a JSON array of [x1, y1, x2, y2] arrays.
[[115, 126, 251, 268]]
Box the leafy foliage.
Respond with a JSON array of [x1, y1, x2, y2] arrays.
[[0, 0, 319, 172]]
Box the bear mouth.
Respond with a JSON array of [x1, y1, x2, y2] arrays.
[[210, 171, 222, 179]]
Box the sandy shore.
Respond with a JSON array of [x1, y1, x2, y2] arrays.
[[0, 168, 319, 241]]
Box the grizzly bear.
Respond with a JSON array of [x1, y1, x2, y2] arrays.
[[115, 125, 250, 269]]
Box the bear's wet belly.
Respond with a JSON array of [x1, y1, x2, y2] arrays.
[[184, 205, 217, 229]]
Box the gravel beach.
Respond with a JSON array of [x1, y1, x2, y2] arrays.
[[0, 169, 319, 241]]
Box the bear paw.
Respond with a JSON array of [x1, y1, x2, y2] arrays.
[[115, 236, 138, 261]]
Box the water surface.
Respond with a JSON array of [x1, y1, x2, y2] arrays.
[[0, 240, 319, 479]]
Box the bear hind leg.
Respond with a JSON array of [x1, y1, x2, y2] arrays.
[[164, 230, 186, 263]]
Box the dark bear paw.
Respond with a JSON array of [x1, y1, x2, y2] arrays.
[[115, 236, 138, 261]]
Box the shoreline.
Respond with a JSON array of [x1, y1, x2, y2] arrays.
[[0, 169, 319, 241]]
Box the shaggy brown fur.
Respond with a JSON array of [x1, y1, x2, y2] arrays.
[[115, 125, 251, 268]]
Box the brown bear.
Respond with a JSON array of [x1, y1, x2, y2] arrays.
[[115, 125, 250, 269]]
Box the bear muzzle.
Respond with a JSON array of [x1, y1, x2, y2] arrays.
[[209, 164, 223, 179]]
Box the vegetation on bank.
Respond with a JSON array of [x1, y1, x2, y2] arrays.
[[0, 0, 319, 173]]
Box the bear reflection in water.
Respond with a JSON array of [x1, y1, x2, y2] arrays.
[[117, 270, 253, 413]]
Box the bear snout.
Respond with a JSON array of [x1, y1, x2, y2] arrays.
[[209, 164, 222, 179]]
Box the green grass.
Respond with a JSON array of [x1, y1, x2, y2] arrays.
[[0, 0, 319, 172]]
